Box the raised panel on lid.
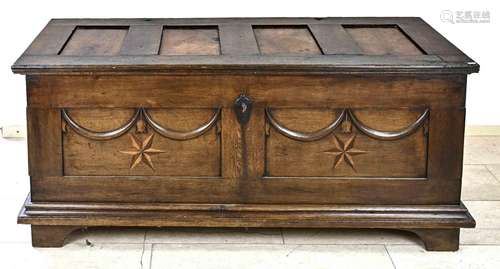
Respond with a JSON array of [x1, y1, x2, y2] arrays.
[[253, 26, 322, 55], [344, 25, 424, 55], [59, 27, 128, 56], [160, 26, 221, 55]]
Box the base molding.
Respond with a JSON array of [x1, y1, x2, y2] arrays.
[[19, 194, 475, 249]]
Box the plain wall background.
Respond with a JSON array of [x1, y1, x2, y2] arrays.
[[0, 1, 497, 232]]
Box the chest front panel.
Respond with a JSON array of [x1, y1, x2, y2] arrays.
[[26, 74, 465, 204]]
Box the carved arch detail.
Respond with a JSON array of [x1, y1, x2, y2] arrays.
[[348, 109, 429, 141], [265, 108, 346, 142], [62, 108, 221, 141], [265, 107, 429, 142], [142, 108, 221, 140]]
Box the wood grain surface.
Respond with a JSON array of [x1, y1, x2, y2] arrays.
[[12, 18, 479, 74], [14, 17, 478, 250], [60, 27, 128, 56]]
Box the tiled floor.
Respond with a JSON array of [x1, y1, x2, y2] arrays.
[[1, 136, 500, 269]]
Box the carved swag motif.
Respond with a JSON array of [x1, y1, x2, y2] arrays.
[[61, 108, 221, 171], [265, 107, 430, 172]]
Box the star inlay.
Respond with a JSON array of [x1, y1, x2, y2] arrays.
[[120, 133, 165, 170], [324, 134, 367, 171]]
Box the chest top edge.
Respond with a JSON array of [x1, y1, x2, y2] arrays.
[[12, 17, 479, 75]]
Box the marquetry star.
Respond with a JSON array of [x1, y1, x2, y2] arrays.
[[324, 134, 367, 171], [120, 133, 165, 170]]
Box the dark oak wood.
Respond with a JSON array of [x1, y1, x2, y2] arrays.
[[160, 26, 221, 55], [60, 27, 128, 56], [253, 26, 322, 55], [344, 25, 424, 56], [219, 24, 260, 55], [62, 108, 221, 176], [309, 24, 363, 55], [120, 25, 163, 55], [27, 107, 63, 177], [13, 17, 478, 250], [26, 75, 466, 108], [31, 225, 82, 248], [408, 228, 460, 251], [12, 18, 479, 74], [20, 196, 475, 229], [265, 108, 428, 177]]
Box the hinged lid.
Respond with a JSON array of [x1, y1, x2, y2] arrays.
[[12, 17, 479, 74]]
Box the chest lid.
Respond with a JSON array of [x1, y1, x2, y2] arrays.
[[12, 17, 479, 74]]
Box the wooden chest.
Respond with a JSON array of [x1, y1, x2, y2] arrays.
[[12, 18, 479, 250]]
